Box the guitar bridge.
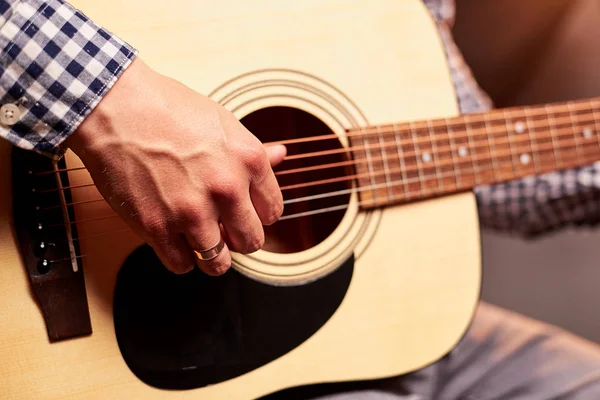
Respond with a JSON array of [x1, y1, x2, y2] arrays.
[[11, 147, 92, 342]]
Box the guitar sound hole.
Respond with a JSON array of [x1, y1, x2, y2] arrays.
[[240, 107, 352, 254]]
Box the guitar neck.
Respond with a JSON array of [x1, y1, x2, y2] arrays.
[[350, 97, 600, 208]]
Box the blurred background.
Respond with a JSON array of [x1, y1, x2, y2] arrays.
[[452, 0, 600, 344]]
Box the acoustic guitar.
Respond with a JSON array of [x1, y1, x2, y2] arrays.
[[1, 0, 599, 398]]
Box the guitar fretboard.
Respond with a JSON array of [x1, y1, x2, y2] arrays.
[[349, 97, 600, 208]]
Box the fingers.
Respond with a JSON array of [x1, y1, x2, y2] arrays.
[[265, 144, 287, 167], [151, 233, 196, 275], [149, 144, 284, 276], [185, 221, 232, 276], [218, 195, 265, 254], [246, 148, 284, 226], [250, 175, 283, 226], [141, 132, 284, 278]]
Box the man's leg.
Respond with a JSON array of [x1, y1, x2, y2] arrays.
[[265, 302, 600, 399], [389, 302, 600, 399]]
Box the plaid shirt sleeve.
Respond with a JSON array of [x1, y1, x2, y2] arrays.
[[0, 0, 137, 160], [425, 0, 600, 237]]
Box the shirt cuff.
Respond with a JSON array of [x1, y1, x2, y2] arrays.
[[0, 0, 137, 159]]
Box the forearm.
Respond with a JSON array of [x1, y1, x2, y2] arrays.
[[0, 0, 137, 159]]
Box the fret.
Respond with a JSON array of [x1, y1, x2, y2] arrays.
[[449, 120, 477, 189], [375, 126, 394, 199], [482, 114, 501, 181], [568, 102, 599, 165], [482, 112, 513, 182], [467, 115, 495, 184], [465, 117, 489, 186], [545, 105, 565, 169], [378, 125, 405, 201], [590, 99, 600, 155], [427, 120, 447, 192], [566, 103, 585, 163], [423, 121, 440, 191], [409, 121, 433, 196], [571, 102, 600, 165], [446, 118, 463, 190], [398, 122, 423, 200], [502, 110, 523, 177], [524, 107, 542, 174], [553, 106, 580, 168], [429, 120, 457, 192], [465, 122, 480, 186], [503, 109, 535, 178], [529, 106, 557, 170], [350, 96, 600, 211], [348, 127, 379, 207], [392, 123, 410, 200], [364, 126, 390, 206], [362, 128, 378, 200]]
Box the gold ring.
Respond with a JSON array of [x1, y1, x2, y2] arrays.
[[194, 237, 225, 261]]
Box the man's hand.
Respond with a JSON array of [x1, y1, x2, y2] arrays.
[[67, 58, 286, 276]]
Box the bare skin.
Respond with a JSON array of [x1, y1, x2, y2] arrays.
[[67, 58, 286, 276]]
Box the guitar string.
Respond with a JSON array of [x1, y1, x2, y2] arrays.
[[35, 120, 587, 211], [42, 100, 600, 261], [42, 138, 597, 240], [35, 120, 598, 198], [47, 143, 597, 253], [41, 197, 107, 211], [33, 105, 600, 177], [37, 116, 598, 210], [49, 254, 86, 264], [47, 213, 128, 227], [340, 99, 600, 134], [36, 132, 599, 232], [279, 115, 598, 162], [278, 130, 597, 191], [276, 113, 596, 176]]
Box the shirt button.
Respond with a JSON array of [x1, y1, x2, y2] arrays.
[[0, 103, 21, 126]]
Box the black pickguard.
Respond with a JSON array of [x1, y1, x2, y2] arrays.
[[113, 244, 353, 391]]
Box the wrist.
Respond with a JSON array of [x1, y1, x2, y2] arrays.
[[66, 58, 148, 157]]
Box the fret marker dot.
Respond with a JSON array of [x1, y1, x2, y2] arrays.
[[583, 127, 593, 138], [520, 153, 531, 165], [458, 147, 468, 157], [422, 152, 432, 163], [514, 121, 526, 134]]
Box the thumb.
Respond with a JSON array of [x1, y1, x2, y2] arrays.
[[265, 144, 287, 167]]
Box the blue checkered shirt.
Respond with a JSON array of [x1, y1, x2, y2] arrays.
[[1, 0, 599, 237], [0, 0, 136, 159]]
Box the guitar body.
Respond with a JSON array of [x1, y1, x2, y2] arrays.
[[0, 1, 481, 398]]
